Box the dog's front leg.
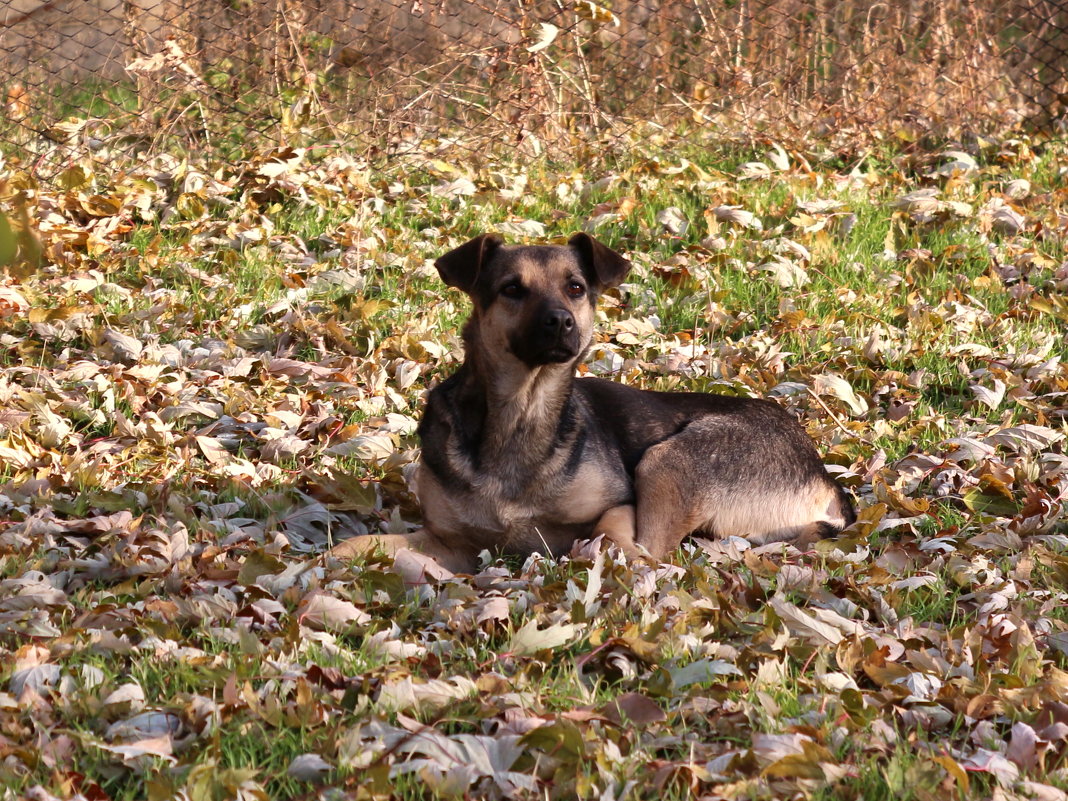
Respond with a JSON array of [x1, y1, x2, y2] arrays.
[[592, 504, 645, 559], [327, 529, 479, 574]]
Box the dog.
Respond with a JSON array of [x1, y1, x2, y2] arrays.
[[329, 233, 855, 572]]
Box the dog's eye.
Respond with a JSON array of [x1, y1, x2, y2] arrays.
[[500, 283, 524, 299], [567, 281, 586, 298]]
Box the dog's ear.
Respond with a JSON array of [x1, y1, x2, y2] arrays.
[[568, 233, 630, 291], [435, 234, 504, 294]]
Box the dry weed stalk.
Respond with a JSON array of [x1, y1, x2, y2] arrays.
[[1, 0, 1062, 174]]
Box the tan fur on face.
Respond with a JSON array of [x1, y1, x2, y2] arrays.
[[471, 250, 596, 378]]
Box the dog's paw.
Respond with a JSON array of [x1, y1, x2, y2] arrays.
[[592, 504, 638, 552]]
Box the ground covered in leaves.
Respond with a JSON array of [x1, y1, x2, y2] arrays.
[[1, 126, 1068, 800]]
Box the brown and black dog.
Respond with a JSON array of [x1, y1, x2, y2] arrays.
[[330, 233, 855, 572]]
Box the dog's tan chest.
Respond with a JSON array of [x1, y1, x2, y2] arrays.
[[553, 461, 628, 523], [413, 458, 628, 555]]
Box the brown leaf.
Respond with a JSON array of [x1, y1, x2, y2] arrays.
[[95, 734, 176, 763], [298, 592, 370, 630], [101, 329, 143, 364], [770, 597, 844, 645], [475, 596, 510, 625], [391, 548, 455, 584], [195, 435, 230, 465], [1007, 721, 1039, 770], [602, 693, 666, 727]]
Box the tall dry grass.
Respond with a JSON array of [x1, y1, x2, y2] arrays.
[[2, 0, 1064, 173]]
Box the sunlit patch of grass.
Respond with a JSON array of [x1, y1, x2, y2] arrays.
[[0, 550, 42, 581], [209, 721, 322, 798], [888, 578, 972, 626], [302, 641, 396, 676], [816, 752, 938, 801]]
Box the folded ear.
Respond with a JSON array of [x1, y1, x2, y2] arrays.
[[568, 233, 631, 292], [434, 234, 504, 294]]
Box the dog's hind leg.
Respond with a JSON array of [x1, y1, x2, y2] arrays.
[[630, 417, 850, 562], [327, 529, 479, 573], [630, 440, 706, 562]]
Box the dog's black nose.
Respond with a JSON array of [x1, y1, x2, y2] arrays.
[[543, 309, 575, 332]]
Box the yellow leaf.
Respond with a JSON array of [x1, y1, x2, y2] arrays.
[[575, 0, 619, 26], [933, 754, 969, 793], [872, 479, 930, 516], [176, 193, 206, 219], [80, 194, 123, 217], [0, 203, 42, 277], [58, 164, 91, 190]]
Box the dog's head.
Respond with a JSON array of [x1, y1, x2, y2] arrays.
[[434, 233, 631, 367]]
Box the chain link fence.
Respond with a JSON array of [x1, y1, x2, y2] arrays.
[[2, 0, 1067, 180]]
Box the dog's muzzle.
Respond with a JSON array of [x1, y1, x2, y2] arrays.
[[543, 308, 575, 335], [511, 307, 581, 365]]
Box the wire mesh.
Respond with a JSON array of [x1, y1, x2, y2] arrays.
[[2, 0, 1066, 181]]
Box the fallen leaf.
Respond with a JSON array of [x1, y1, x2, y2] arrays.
[[298, 592, 371, 630], [507, 620, 580, 656], [288, 753, 333, 781]]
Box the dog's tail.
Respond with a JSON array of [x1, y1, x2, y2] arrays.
[[837, 481, 857, 527], [829, 480, 857, 535], [809, 481, 857, 542]]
